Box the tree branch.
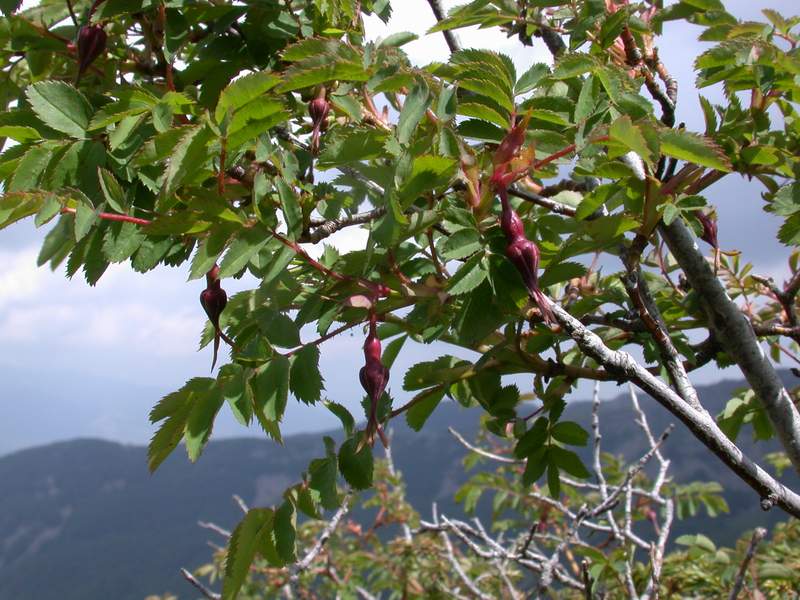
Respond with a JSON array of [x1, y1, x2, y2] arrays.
[[289, 493, 352, 582], [727, 527, 767, 600], [181, 568, 221, 600], [660, 217, 800, 474], [302, 207, 386, 243], [548, 301, 800, 518], [425, 0, 461, 54]]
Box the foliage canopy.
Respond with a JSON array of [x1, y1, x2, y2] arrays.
[[1, 0, 800, 597]]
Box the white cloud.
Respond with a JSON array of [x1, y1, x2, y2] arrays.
[[0, 247, 46, 311], [364, 0, 550, 72]]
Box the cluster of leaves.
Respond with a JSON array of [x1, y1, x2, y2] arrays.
[[660, 522, 800, 599], [1, 0, 800, 596], [171, 448, 798, 599]]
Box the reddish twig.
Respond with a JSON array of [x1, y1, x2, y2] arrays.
[[60, 206, 152, 226], [284, 320, 363, 358], [533, 136, 609, 171]]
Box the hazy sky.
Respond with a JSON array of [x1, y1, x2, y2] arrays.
[[1, 1, 796, 456]]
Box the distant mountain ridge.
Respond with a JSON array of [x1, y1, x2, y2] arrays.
[[1, 375, 797, 599]]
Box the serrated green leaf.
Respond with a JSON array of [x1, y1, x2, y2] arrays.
[[380, 334, 406, 369], [609, 115, 653, 165], [516, 63, 549, 95], [221, 364, 251, 426], [547, 462, 561, 498], [317, 128, 387, 168], [515, 417, 549, 458], [403, 355, 468, 391], [223, 509, 274, 600], [289, 345, 324, 404], [398, 155, 456, 207], [338, 435, 373, 489], [97, 167, 128, 213], [457, 101, 510, 128], [8, 145, 51, 193], [215, 71, 281, 123], [550, 446, 591, 478], [325, 401, 355, 437], [253, 355, 290, 423], [219, 226, 271, 277], [26, 81, 92, 138], [309, 456, 339, 510], [378, 31, 418, 48], [397, 80, 430, 145], [268, 502, 294, 566], [539, 261, 587, 288], [159, 125, 215, 209], [189, 226, 234, 280], [102, 221, 145, 262], [659, 129, 731, 172], [184, 383, 225, 462], [74, 202, 98, 242], [552, 54, 596, 79], [258, 309, 301, 348], [448, 252, 488, 295], [550, 421, 589, 446], [406, 386, 445, 431], [148, 378, 216, 472], [442, 228, 481, 260], [522, 446, 547, 486]]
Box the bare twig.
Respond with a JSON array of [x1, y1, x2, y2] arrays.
[[302, 207, 386, 243], [198, 521, 231, 538], [591, 382, 623, 541], [581, 559, 593, 600], [508, 185, 578, 217], [290, 493, 352, 582], [440, 525, 493, 600], [383, 433, 413, 543], [232, 494, 249, 514], [728, 528, 767, 600], [181, 568, 221, 600], [620, 249, 702, 410], [425, 0, 461, 53]]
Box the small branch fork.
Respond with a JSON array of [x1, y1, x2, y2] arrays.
[[549, 300, 800, 518], [289, 493, 353, 583], [438, 385, 675, 597]]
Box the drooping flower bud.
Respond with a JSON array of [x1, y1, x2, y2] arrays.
[[308, 95, 330, 155], [696, 211, 718, 249], [500, 195, 555, 325], [359, 314, 389, 448], [490, 115, 535, 198], [76, 23, 107, 83], [493, 113, 531, 167], [200, 264, 229, 371]]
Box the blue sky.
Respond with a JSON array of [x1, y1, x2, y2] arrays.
[[0, 0, 796, 456]]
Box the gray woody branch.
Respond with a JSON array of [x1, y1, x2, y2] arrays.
[[425, 0, 461, 53], [549, 301, 800, 518], [660, 218, 800, 474]]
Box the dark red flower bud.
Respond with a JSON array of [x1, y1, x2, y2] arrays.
[[308, 97, 330, 155], [493, 113, 530, 167], [359, 315, 389, 448], [500, 196, 555, 325], [200, 264, 229, 371], [76, 23, 107, 83], [696, 211, 718, 249]]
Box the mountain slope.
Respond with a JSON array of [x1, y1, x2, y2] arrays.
[[0, 376, 796, 599]]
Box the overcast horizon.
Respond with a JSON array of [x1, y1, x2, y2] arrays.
[[1, 0, 796, 457]]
